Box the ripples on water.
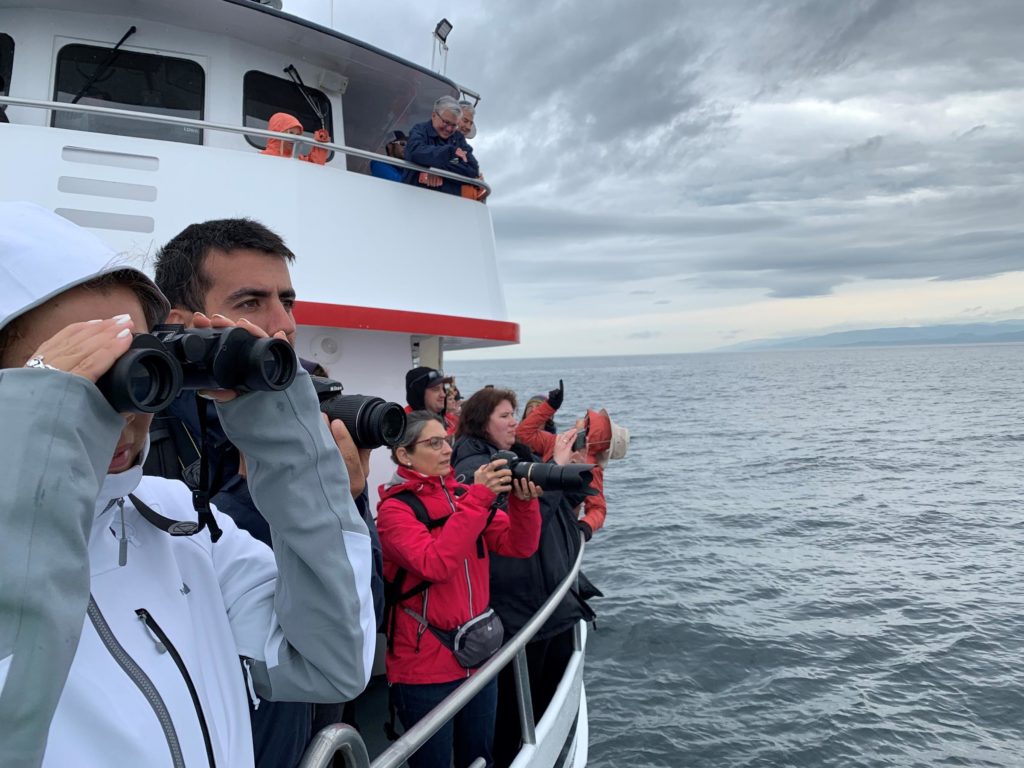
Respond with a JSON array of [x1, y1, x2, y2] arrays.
[[450, 346, 1024, 767]]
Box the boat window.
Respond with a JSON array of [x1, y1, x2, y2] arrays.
[[0, 33, 12, 97], [243, 70, 334, 159], [52, 43, 204, 144]]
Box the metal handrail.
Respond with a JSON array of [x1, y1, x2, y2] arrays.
[[368, 533, 587, 768], [0, 95, 491, 194], [295, 534, 587, 768], [298, 724, 371, 768]]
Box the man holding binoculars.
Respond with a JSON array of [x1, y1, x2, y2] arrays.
[[148, 217, 384, 767], [0, 203, 376, 767]]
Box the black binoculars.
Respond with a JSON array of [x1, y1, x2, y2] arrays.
[[96, 324, 297, 413]]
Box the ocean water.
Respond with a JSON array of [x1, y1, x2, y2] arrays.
[[448, 345, 1024, 768]]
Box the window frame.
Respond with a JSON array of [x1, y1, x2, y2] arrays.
[[51, 42, 206, 145], [242, 69, 334, 159]]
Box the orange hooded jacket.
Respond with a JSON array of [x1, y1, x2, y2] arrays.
[[515, 400, 607, 536], [260, 112, 330, 165]]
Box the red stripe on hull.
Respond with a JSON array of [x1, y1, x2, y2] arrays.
[[294, 300, 520, 343]]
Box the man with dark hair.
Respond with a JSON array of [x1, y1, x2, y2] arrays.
[[149, 217, 384, 768], [405, 365, 457, 434]]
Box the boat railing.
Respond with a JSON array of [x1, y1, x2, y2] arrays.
[[0, 96, 491, 195], [298, 533, 588, 768]]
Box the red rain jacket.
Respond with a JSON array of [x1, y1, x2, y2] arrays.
[[376, 467, 540, 684]]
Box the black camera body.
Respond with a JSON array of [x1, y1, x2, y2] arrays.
[[95, 323, 297, 413], [491, 450, 597, 495], [311, 375, 407, 449]]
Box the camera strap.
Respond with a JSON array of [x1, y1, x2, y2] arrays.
[[192, 396, 224, 543], [128, 494, 200, 536]]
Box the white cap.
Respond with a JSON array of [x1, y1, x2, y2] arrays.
[[0, 202, 168, 334]]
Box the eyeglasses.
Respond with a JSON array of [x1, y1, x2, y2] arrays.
[[435, 113, 458, 130], [415, 435, 454, 450]]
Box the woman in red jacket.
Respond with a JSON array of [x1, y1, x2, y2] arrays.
[[377, 411, 541, 768]]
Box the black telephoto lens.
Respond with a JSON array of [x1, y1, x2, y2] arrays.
[[321, 394, 407, 449], [96, 334, 183, 413], [491, 450, 596, 495]]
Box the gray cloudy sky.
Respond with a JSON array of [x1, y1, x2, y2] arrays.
[[291, 0, 1024, 358]]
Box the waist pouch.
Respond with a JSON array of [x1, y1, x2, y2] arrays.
[[405, 607, 505, 668]]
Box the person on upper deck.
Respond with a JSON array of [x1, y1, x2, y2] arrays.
[[261, 112, 331, 165], [403, 96, 480, 197], [377, 411, 541, 768], [0, 203, 376, 768], [450, 388, 598, 766], [370, 130, 408, 182], [457, 101, 476, 140], [406, 366, 459, 435]]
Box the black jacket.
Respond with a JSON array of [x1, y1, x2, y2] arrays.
[[451, 435, 594, 640]]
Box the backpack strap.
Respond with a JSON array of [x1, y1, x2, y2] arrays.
[[144, 412, 200, 482], [383, 490, 450, 650]]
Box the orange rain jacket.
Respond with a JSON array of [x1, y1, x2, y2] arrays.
[[515, 400, 607, 536], [261, 112, 330, 165]]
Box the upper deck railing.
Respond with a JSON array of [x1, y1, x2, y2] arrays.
[[0, 96, 491, 196], [298, 534, 588, 768]]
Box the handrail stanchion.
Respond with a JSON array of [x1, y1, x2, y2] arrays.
[[297, 723, 371, 768], [513, 648, 537, 745], [0, 96, 491, 196], [573, 619, 584, 652]]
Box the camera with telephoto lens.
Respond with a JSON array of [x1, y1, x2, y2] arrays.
[[95, 323, 297, 413], [311, 375, 407, 449], [491, 450, 597, 495]]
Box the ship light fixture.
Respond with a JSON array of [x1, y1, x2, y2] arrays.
[[432, 18, 453, 74], [434, 19, 453, 44]]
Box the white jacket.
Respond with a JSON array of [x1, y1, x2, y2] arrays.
[[0, 369, 377, 768]]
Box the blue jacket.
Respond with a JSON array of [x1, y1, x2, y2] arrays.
[[402, 119, 480, 196], [370, 159, 404, 182]]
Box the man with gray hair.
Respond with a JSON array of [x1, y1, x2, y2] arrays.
[[403, 95, 481, 196]]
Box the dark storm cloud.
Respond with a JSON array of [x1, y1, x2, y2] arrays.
[[492, 206, 784, 241], [433, 0, 1024, 314]]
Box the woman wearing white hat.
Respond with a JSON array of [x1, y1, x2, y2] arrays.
[[0, 203, 376, 767]]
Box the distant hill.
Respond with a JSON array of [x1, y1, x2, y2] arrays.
[[715, 320, 1024, 352]]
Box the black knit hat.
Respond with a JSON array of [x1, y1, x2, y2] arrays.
[[406, 366, 451, 409]]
